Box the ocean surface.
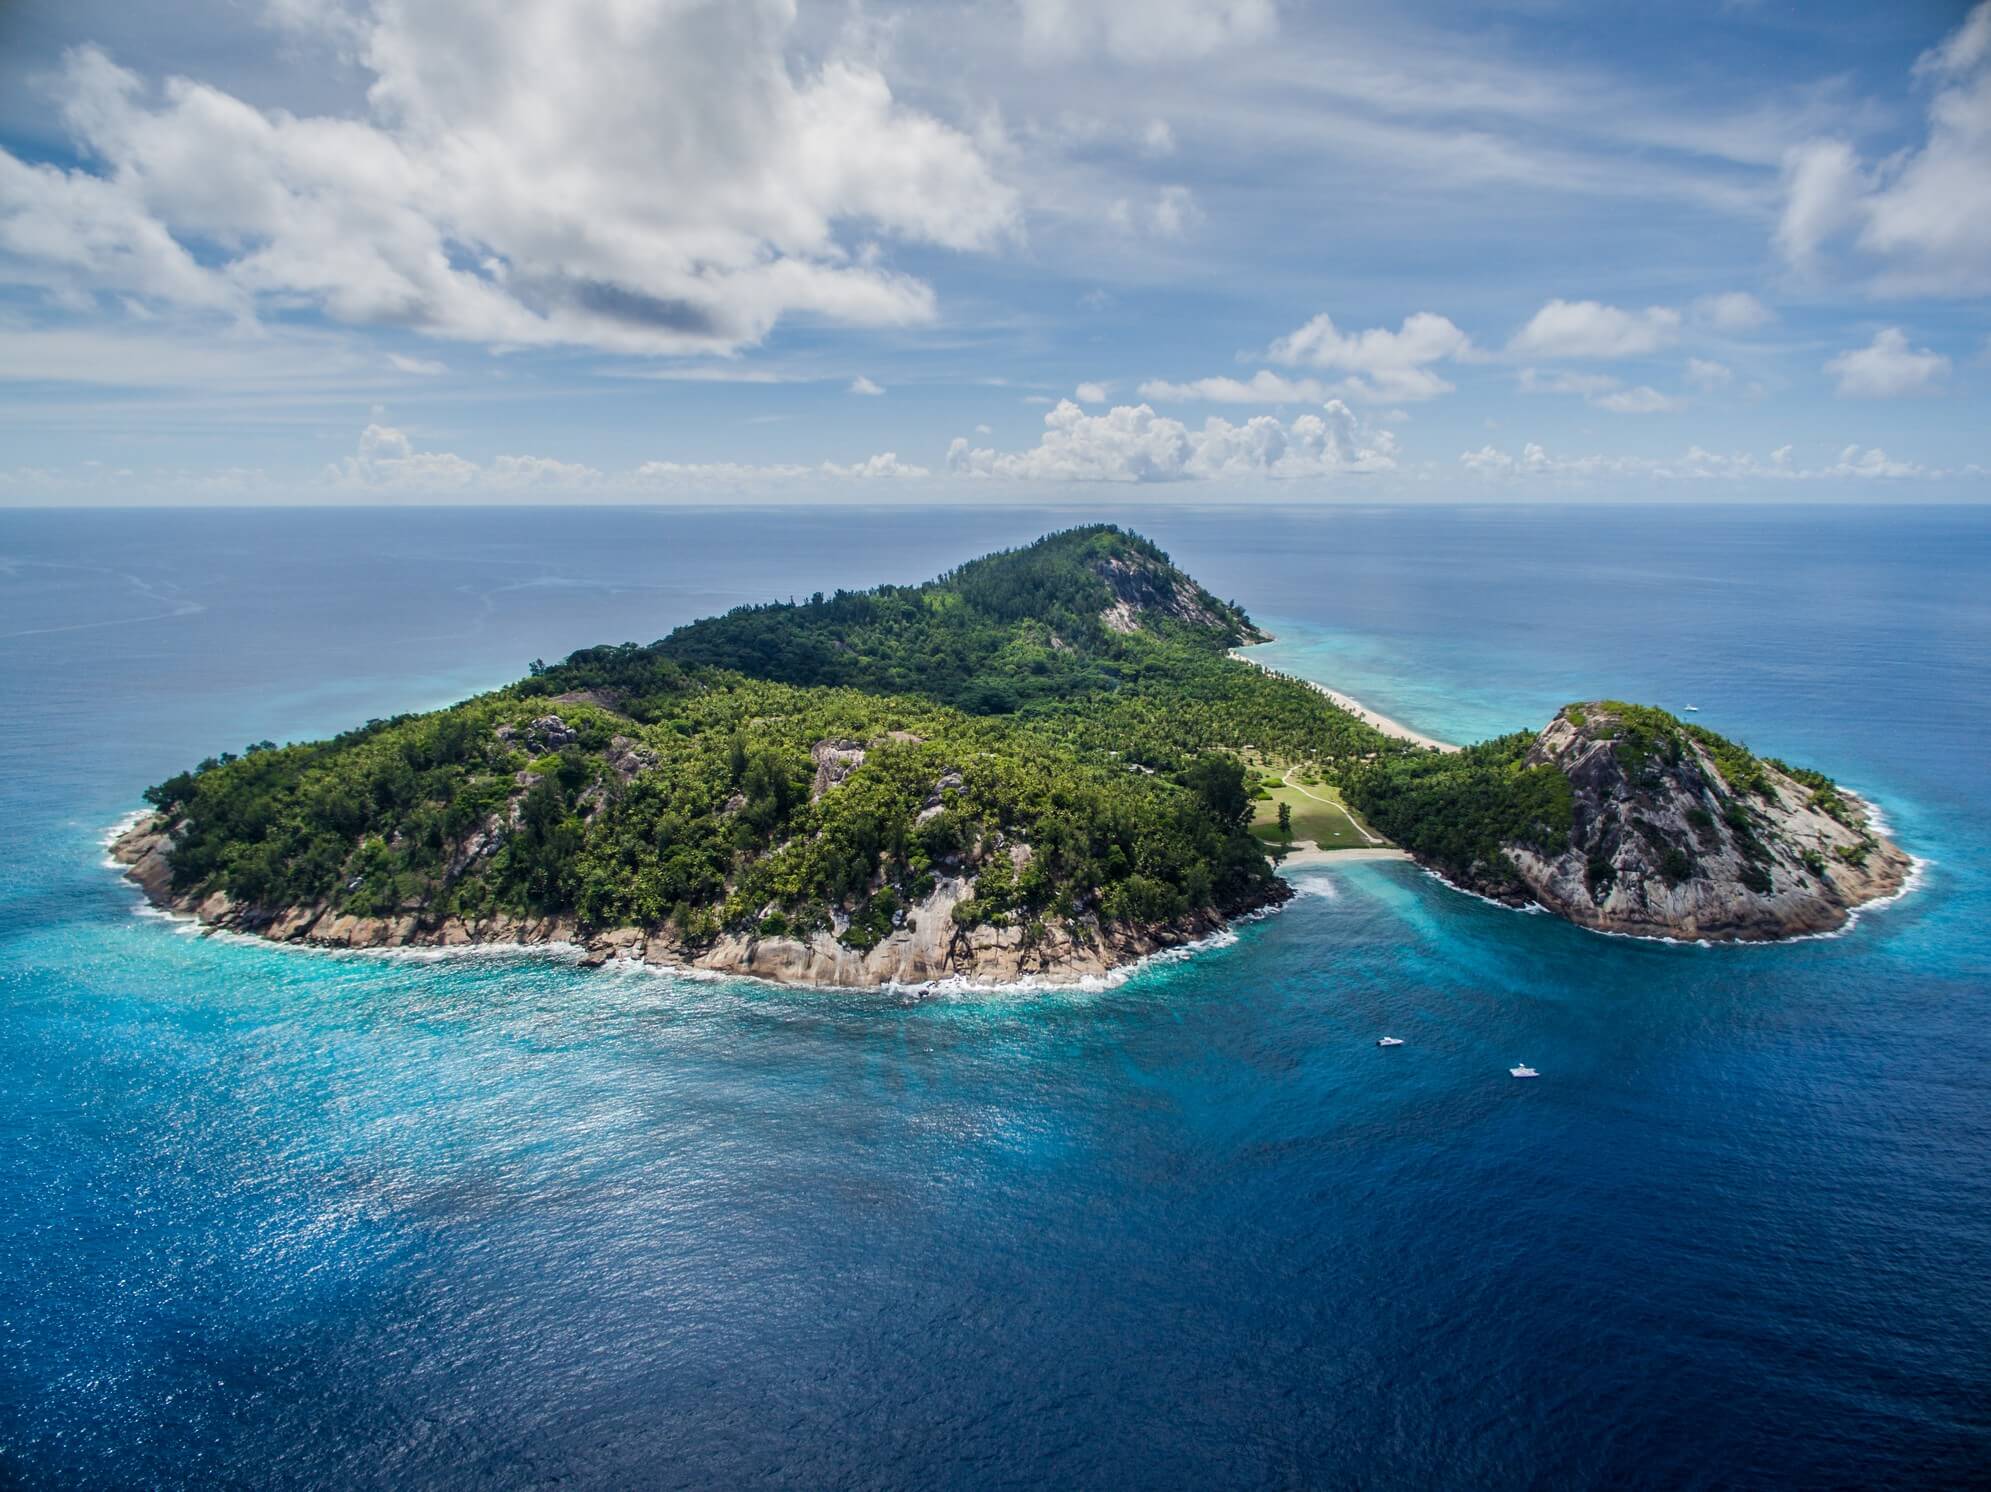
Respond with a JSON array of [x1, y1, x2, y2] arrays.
[[2, 504, 1986, 1489]]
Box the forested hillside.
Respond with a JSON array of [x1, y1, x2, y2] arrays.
[[135, 528, 1409, 960], [126, 525, 1892, 967]]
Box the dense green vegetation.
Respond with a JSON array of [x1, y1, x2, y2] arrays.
[[143, 528, 1412, 948], [142, 529, 1860, 949], [1342, 732, 1576, 883], [1336, 698, 1865, 893]]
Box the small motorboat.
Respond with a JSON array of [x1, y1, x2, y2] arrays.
[[1510, 1064, 1539, 1079], [1377, 1036, 1404, 1047], [1683, 705, 1700, 712]]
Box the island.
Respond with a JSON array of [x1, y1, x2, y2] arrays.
[[111, 527, 1913, 983]]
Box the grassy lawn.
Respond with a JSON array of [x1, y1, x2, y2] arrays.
[[1247, 767, 1387, 852]]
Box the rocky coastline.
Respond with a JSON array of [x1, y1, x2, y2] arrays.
[[1446, 704, 1915, 942], [110, 813, 1290, 988]]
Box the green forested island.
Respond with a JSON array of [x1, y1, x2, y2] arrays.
[[113, 527, 1911, 982]]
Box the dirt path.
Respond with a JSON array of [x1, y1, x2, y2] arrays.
[[1281, 765, 1388, 846]]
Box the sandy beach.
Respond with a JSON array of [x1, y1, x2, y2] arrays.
[[1273, 844, 1413, 870], [1230, 646, 1459, 753]]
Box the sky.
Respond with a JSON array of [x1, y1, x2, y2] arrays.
[[0, 0, 1987, 505]]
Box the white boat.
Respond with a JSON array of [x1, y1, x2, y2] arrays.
[[1509, 1064, 1539, 1079], [1683, 705, 1700, 712], [1377, 1036, 1404, 1047]]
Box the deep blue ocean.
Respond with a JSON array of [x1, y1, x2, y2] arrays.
[[2, 505, 1986, 1489]]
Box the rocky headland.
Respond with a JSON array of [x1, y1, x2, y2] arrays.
[[1435, 702, 1913, 941]]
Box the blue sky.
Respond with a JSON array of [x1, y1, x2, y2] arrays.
[[1, 0, 1987, 503]]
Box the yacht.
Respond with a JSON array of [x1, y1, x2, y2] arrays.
[[1683, 705, 1700, 712], [1509, 1064, 1539, 1079], [1377, 1036, 1404, 1047]]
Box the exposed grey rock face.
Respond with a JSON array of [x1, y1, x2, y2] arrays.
[[1464, 704, 1913, 942], [495, 713, 578, 752], [114, 817, 177, 901], [915, 769, 964, 824], [809, 739, 867, 800], [107, 813, 1284, 988], [606, 734, 656, 782], [1089, 551, 1268, 642]]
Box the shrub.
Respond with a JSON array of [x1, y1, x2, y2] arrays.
[[1586, 853, 1616, 897]]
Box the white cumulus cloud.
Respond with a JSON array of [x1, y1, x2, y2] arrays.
[[1685, 358, 1733, 390], [0, 1, 1018, 357], [1823, 328, 1951, 398], [1693, 292, 1774, 332], [1507, 299, 1681, 359], [1267, 310, 1474, 402], [1592, 385, 1683, 414], [1144, 310, 1474, 409], [945, 398, 1396, 482], [331, 424, 597, 492], [848, 375, 885, 396], [1774, 2, 1991, 294]]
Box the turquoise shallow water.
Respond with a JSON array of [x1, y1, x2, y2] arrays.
[[2, 505, 1987, 1488]]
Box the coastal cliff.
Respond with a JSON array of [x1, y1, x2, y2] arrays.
[[1383, 702, 1913, 941]]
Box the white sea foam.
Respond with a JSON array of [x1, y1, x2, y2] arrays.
[[1288, 873, 1350, 902], [109, 820, 1277, 998], [1842, 788, 1894, 839], [589, 915, 1261, 1000], [143, 910, 594, 967], [128, 916, 1261, 997], [98, 808, 152, 868], [1400, 776, 1932, 952], [362, 940, 586, 965], [1821, 852, 1933, 931], [1412, 853, 1934, 949], [99, 809, 150, 848], [1416, 865, 1548, 915]]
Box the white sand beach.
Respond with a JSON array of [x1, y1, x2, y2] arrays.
[[1272, 844, 1413, 870], [1230, 647, 1460, 753]]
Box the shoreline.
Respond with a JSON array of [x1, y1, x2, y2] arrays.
[[121, 891, 1286, 997], [107, 812, 1289, 992], [1228, 644, 1459, 753], [1273, 844, 1412, 870]]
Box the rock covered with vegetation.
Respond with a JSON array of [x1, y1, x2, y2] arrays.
[[114, 528, 1405, 985], [1346, 701, 1912, 940], [113, 530, 1914, 975]]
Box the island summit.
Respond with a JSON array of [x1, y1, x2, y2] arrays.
[[113, 527, 1912, 982]]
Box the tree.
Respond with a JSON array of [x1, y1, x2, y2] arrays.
[[1278, 801, 1292, 842], [1181, 754, 1250, 829]]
